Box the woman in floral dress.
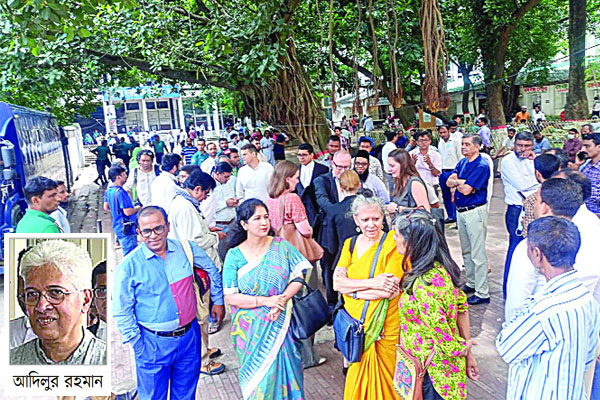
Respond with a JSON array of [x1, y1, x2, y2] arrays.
[[393, 209, 479, 399]]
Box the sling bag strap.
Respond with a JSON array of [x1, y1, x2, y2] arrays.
[[358, 232, 388, 324]]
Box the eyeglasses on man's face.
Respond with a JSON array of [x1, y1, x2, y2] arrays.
[[333, 162, 351, 170], [138, 224, 167, 238], [19, 288, 79, 306], [94, 286, 107, 299]]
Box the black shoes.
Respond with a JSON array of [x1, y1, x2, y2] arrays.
[[461, 285, 475, 294], [467, 295, 490, 305], [444, 218, 456, 224]]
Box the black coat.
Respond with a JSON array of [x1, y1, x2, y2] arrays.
[[296, 161, 329, 227], [324, 195, 359, 255], [314, 171, 340, 251]]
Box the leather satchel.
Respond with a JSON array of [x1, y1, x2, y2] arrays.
[[276, 195, 324, 262], [333, 232, 388, 363], [289, 278, 329, 341], [393, 329, 436, 399]]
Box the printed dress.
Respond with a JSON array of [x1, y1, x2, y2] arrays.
[[397, 262, 469, 399], [223, 237, 312, 400]]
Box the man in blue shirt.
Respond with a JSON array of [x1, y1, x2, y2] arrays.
[[476, 117, 492, 152], [104, 166, 141, 256], [447, 133, 491, 305], [533, 130, 551, 154], [113, 206, 224, 400]]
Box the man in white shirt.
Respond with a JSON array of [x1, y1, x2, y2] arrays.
[[260, 131, 275, 166], [236, 144, 274, 202], [409, 131, 442, 195], [363, 115, 374, 133], [49, 180, 71, 233], [381, 130, 399, 192], [213, 162, 238, 229], [124, 150, 160, 206], [532, 105, 546, 122], [448, 119, 463, 140], [500, 131, 539, 297], [150, 153, 183, 212], [353, 150, 390, 203], [200, 142, 219, 175], [355, 137, 386, 183], [437, 125, 463, 223], [505, 177, 600, 322], [296, 143, 329, 231]]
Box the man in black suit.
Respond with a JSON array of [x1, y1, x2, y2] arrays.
[[314, 150, 352, 307], [296, 143, 329, 231]]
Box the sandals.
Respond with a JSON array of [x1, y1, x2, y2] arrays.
[[208, 322, 220, 335], [200, 360, 226, 375]]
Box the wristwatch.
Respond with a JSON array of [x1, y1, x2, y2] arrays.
[[352, 291, 358, 300]]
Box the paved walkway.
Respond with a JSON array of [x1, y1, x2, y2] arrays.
[[77, 148, 510, 399]]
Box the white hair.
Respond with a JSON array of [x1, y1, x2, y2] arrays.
[[20, 240, 93, 290]]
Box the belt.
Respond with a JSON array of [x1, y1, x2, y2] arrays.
[[215, 220, 233, 225], [456, 203, 486, 213], [141, 321, 193, 337]]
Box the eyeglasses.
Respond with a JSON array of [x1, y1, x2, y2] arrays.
[[94, 287, 107, 299], [417, 138, 431, 143], [354, 161, 369, 167], [138, 224, 167, 238], [19, 288, 79, 306], [297, 153, 310, 158], [333, 162, 351, 171]]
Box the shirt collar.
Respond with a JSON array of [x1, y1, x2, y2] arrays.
[[34, 327, 92, 364], [27, 209, 56, 222], [541, 269, 578, 295], [140, 239, 177, 260]]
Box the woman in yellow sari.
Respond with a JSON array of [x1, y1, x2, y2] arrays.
[[333, 187, 404, 399]]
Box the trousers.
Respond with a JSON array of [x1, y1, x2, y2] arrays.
[[320, 250, 338, 306], [439, 170, 456, 221], [457, 205, 489, 298], [133, 320, 201, 400], [504, 205, 524, 298]]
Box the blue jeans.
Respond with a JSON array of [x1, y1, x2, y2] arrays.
[[422, 372, 443, 400], [439, 170, 456, 221], [504, 205, 524, 298], [133, 320, 201, 400], [119, 234, 138, 256]]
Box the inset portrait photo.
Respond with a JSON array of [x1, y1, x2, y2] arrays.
[[4, 234, 111, 396]]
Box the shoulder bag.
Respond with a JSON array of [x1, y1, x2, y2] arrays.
[[288, 277, 330, 341], [393, 314, 436, 399], [181, 240, 211, 321], [275, 195, 324, 262], [115, 187, 135, 236], [333, 232, 388, 363]]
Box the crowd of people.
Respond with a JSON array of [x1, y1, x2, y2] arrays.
[[12, 116, 600, 400]]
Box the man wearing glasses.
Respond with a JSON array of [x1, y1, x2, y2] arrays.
[[314, 150, 352, 308], [409, 131, 442, 196], [89, 261, 107, 341], [296, 143, 329, 231], [10, 240, 106, 365], [113, 206, 224, 400]]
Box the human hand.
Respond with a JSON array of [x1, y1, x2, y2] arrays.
[[263, 294, 287, 310], [372, 273, 400, 293], [466, 351, 480, 381], [334, 267, 348, 279], [209, 226, 223, 233], [521, 150, 536, 160], [211, 304, 226, 324], [226, 198, 238, 207], [386, 202, 398, 214], [267, 307, 281, 322], [411, 153, 418, 164], [217, 232, 227, 240]]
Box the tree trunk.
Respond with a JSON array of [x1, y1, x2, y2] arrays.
[[503, 75, 520, 122], [564, 0, 588, 119], [458, 63, 473, 115], [240, 40, 331, 151]]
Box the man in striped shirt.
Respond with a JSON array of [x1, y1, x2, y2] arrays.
[[497, 216, 600, 400]]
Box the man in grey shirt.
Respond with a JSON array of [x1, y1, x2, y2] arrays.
[[10, 240, 106, 365]]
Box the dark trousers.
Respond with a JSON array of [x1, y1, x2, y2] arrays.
[[439, 170, 456, 221], [423, 372, 444, 400], [95, 160, 108, 183], [156, 152, 164, 165], [504, 205, 524, 298], [320, 250, 338, 306]]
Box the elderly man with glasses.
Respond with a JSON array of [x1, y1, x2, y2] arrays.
[[10, 240, 106, 365], [113, 205, 224, 400]]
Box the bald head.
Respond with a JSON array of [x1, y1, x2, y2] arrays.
[[332, 151, 351, 178]]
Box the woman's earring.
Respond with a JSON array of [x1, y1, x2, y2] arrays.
[[356, 227, 361, 233]]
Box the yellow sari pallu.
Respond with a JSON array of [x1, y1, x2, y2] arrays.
[[337, 233, 405, 400]]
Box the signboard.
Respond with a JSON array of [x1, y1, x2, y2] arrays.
[[587, 82, 600, 88], [103, 85, 181, 102], [523, 86, 548, 93], [556, 84, 569, 93]]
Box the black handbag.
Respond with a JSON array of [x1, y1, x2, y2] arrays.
[[289, 278, 329, 341], [333, 232, 388, 363]]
